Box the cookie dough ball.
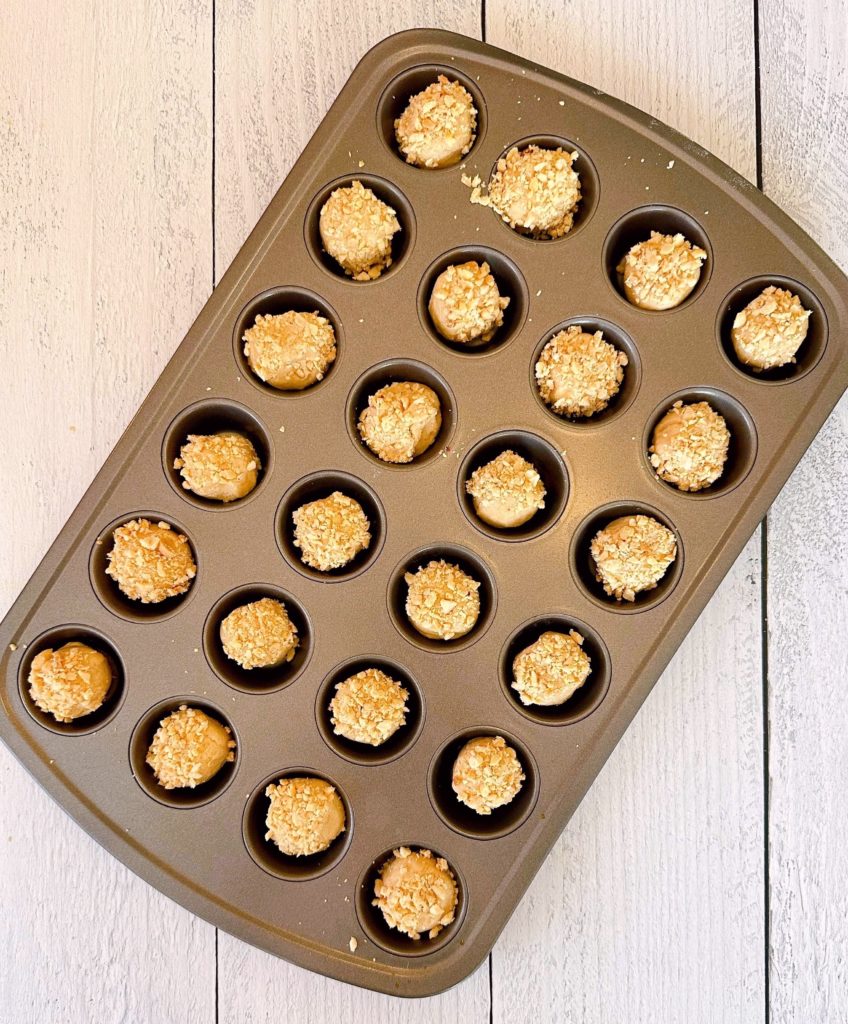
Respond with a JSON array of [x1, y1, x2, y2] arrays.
[[28, 642, 112, 723], [319, 180, 400, 280], [486, 145, 581, 239], [174, 431, 260, 502], [536, 325, 628, 418], [649, 400, 730, 492], [105, 519, 196, 604], [452, 735, 525, 815], [395, 75, 477, 168], [264, 777, 346, 857], [358, 381, 442, 464], [465, 450, 546, 529], [292, 491, 371, 572], [428, 261, 509, 344], [219, 597, 298, 670], [330, 668, 409, 746], [731, 285, 811, 370], [404, 560, 481, 641], [373, 847, 458, 940], [512, 630, 591, 707], [617, 231, 707, 310], [591, 514, 677, 601], [146, 705, 235, 790], [243, 310, 337, 390]]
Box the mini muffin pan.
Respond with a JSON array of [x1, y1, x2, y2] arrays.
[[1, 29, 847, 998]]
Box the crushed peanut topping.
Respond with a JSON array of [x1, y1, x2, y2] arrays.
[[428, 261, 510, 343], [512, 630, 591, 706], [649, 400, 730, 492], [373, 846, 458, 940], [243, 310, 336, 390], [395, 75, 477, 168], [466, 450, 546, 529], [536, 325, 628, 418], [404, 559, 481, 641], [731, 285, 811, 370], [292, 491, 371, 572], [451, 735, 525, 814], [358, 381, 442, 464], [219, 597, 298, 670], [330, 668, 409, 746], [319, 180, 400, 280], [106, 519, 196, 604], [146, 705, 235, 790], [617, 231, 707, 310], [28, 641, 112, 723], [265, 776, 346, 857], [174, 431, 260, 502], [591, 514, 677, 601]]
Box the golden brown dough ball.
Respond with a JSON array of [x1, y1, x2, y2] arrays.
[[485, 145, 581, 238], [319, 180, 400, 280], [649, 400, 730, 492], [373, 846, 458, 940], [219, 597, 298, 670], [731, 285, 811, 370], [511, 630, 591, 707], [404, 560, 480, 641], [465, 450, 546, 529], [451, 735, 525, 814], [291, 492, 371, 571], [617, 231, 707, 310], [28, 642, 112, 723], [591, 514, 677, 601], [174, 431, 260, 502], [105, 519, 196, 604], [264, 777, 346, 857], [535, 326, 627, 418], [428, 261, 509, 344], [358, 381, 442, 464], [395, 75, 477, 168], [243, 310, 337, 390], [146, 705, 235, 789], [330, 668, 409, 746]]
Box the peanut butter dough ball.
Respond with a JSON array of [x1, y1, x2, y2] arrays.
[[451, 735, 525, 815], [428, 261, 510, 344], [243, 310, 337, 390], [319, 180, 400, 280], [483, 145, 582, 239], [105, 519, 196, 604], [512, 630, 591, 707], [373, 846, 458, 940], [591, 514, 677, 602], [731, 285, 811, 370], [146, 705, 235, 790], [264, 777, 346, 857], [330, 668, 409, 746], [292, 491, 371, 572], [395, 75, 477, 168], [358, 381, 442, 464], [219, 597, 298, 670], [465, 450, 546, 529], [649, 400, 730, 492], [404, 560, 480, 641], [536, 325, 628, 418], [28, 642, 112, 723], [174, 431, 260, 502], [617, 231, 707, 310]]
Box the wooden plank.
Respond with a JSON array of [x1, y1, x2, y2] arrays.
[[213, 1, 492, 1018], [485, 4, 766, 1021], [759, 1, 848, 1019], [0, 1, 216, 1021]]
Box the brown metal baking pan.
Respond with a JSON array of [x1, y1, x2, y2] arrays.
[[2, 28, 846, 998]]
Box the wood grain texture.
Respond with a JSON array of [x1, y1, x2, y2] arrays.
[[760, 0, 848, 1018], [486, 4, 765, 1021], [0, 0, 216, 1021]]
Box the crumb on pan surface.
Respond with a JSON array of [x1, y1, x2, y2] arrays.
[[330, 668, 409, 746], [243, 310, 337, 390], [404, 559, 481, 640], [358, 381, 442, 464], [146, 705, 235, 790], [451, 735, 525, 814], [395, 75, 477, 168], [731, 285, 811, 369], [174, 431, 260, 502], [264, 776, 346, 857], [319, 180, 399, 280], [616, 231, 707, 310], [512, 630, 591, 706], [219, 596, 298, 670], [373, 846, 458, 940], [649, 400, 730, 491], [535, 325, 627, 418], [428, 260, 509, 343], [466, 449, 546, 529], [28, 642, 112, 722], [292, 491, 371, 571], [106, 519, 196, 604], [591, 514, 677, 601]]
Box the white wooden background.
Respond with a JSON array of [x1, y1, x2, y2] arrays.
[[1, 1, 846, 1021]]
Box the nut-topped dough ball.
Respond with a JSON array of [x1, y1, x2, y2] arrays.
[[243, 310, 337, 390], [28, 642, 112, 723], [292, 491, 371, 572], [536, 325, 628, 418], [319, 180, 400, 280], [264, 777, 346, 857], [452, 735, 525, 815], [395, 75, 477, 168], [105, 519, 196, 604], [591, 514, 677, 602], [465, 450, 546, 529], [373, 847, 458, 940], [174, 431, 260, 502], [219, 597, 298, 670], [404, 560, 481, 641], [330, 668, 409, 746], [485, 145, 581, 239], [512, 630, 591, 707], [428, 261, 510, 344], [731, 285, 811, 370], [358, 381, 442, 464], [146, 705, 235, 790], [649, 400, 730, 492], [617, 231, 707, 310]]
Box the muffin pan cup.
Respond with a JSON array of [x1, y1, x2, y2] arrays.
[[1, 29, 847, 998]]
